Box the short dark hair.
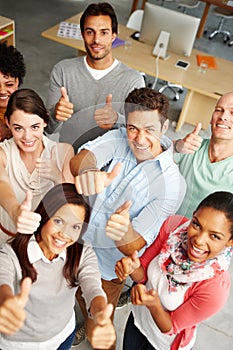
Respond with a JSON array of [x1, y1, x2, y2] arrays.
[[194, 191, 233, 239], [5, 88, 49, 124], [0, 42, 26, 86], [10, 184, 91, 287], [80, 2, 118, 34], [124, 87, 169, 127]]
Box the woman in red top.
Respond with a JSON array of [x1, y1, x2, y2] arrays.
[[115, 191, 233, 350]]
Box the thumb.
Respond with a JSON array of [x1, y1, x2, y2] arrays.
[[17, 277, 32, 308], [97, 304, 113, 326], [107, 163, 122, 182], [193, 122, 202, 135], [116, 200, 132, 215], [61, 86, 69, 102], [148, 288, 156, 297], [21, 191, 33, 211], [131, 250, 138, 262], [106, 94, 112, 106]]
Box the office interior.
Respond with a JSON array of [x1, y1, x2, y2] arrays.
[[1, 0, 233, 349]]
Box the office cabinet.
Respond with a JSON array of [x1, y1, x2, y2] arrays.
[[0, 16, 15, 46]]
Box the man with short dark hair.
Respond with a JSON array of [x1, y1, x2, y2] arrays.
[[70, 87, 186, 348], [46, 2, 145, 150]]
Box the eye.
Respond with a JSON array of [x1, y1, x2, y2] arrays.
[[210, 233, 221, 240], [14, 126, 22, 132], [127, 126, 137, 132], [53, 217, 63, 226], [31, 125, 40, 130], [72, 224, 81, 231], [191, 219, 200, 229], [6, 83, 15, 87], [214, 107, 222, 113]]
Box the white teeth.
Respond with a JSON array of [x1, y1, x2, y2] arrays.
[[135, 145, 149, 150], [217, 124, 229, 129], [55, 239, 66, 245], [193, 245, 204, 253], [0, 96, 8, 100]]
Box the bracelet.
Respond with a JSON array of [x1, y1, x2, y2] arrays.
[[173, 139, 181, 153], [79, 168, 99, 176]]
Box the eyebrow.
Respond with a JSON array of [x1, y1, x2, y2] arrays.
[[12, 122, 41, 127], [192, 216, 226, 237], [127, 124, 156, 129]]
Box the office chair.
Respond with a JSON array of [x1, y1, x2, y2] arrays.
[[176, 0, 200, 13], [126, 9, 144, 31], [209, 7, 233, 43]]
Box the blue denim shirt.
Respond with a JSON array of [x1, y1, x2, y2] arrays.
[[79, 128, 186, 280]]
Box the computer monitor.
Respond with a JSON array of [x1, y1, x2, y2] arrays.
[[139, 3, 200, 57]]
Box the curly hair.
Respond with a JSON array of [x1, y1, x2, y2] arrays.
[[0, 42, 26, 86]]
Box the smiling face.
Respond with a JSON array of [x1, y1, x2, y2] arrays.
[[210, 92, 233, 141], [0, 72, 19, 109], [6, 109, 46, 153], [126, 110, 167, 163], [187, 207, 233, 263], [39, 204, 86, 260], [82, 15, 116, 67]]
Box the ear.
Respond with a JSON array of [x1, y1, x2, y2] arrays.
[[161, 119, 169, 134], [5, 117, 10, 128], [112, 33, 117, 42], [226, 238, 233, 247]]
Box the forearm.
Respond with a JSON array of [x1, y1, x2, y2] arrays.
[[147, 302, 172, 333], [70, 150, 97, 177], [90, 296, 108, 317], [0, 181, 19, 222], [115, 224, 146, 256], [129, 265, 146, 283]]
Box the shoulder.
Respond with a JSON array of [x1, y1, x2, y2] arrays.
[[116, 61, 143, 77], [53, 56, 84, 71]]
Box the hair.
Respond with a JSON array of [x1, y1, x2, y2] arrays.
[[80, 2, 118, 34], [4, 88, 49, 124], [0, 42, 26, 86], [194, 191, 233, 239], [124, 87, 169, 127], [10, 183, 91, 288]]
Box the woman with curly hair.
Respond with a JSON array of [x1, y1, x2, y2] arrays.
[[0, 41, 26, 141]]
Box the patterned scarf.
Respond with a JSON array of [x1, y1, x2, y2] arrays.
[[158, 220, 233, 292]]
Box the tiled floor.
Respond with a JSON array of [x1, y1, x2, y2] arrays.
[[1, 0, 233, 349]]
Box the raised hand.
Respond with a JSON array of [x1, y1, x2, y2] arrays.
[[130, 283, 158, 307], [15, 191, 41, 234], [75, 162, 122, 196], [94, 94, 118, 129], [55, 86, 74, 121], [0, 277, 32, 335], [91, 304, 116, 349], [115, 250, 140, 281], [106, 200, 131, 241], [174, 122, 203, 154], [36, 145, 62, 184]]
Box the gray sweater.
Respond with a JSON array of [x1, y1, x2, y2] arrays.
[[0, 242, 106, 343], [45, 56, 145, 150]]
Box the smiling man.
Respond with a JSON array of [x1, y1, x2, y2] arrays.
[[45, 2, 145, 150], [70, 87, 186, 347], [174, 91, 233, 218]]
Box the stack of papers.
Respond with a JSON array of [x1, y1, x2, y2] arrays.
[[57, 22, 83, 40]]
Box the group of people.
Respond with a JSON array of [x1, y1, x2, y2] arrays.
[[0, 2, 232, 350]]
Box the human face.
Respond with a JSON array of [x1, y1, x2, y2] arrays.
[[187, 207, 233, 263], [82, 15, 116, 66], [0, 72, 19, 109], [126, 110, 166, 163], [210, 93, 233, 141], [6, 109, 46, 153], [39, 204, 86, 261]]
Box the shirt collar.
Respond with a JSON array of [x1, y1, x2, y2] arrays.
[[27, 235, 66, 264]]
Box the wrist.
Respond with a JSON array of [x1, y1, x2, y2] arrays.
[[173, 139, 181, 153], [78, 167, 99, 176]]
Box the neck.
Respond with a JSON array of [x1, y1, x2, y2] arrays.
[[208, 138, 233, 162], [86, 55, 114, 70]]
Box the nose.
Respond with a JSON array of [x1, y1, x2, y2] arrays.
[[23, 128, 32, 140], [93, 32, 101, 43], [194, 231, 206, 247], [220, 110, 232, 121], [0, 84, 7, 93], [135, 130, 146, 144]]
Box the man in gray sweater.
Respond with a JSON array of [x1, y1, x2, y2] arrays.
[[45, 2, 145, 150]]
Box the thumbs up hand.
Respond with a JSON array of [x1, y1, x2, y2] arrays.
[[15, 191, 41, 234], [0, 277, 32, 335], [36, 145, 62, 184], [115, 250, 140, 281], [106, 200, 132, 241], [94, 94, 118, 129], [174, 122, 203, 154], [55, 86, 74, 121]]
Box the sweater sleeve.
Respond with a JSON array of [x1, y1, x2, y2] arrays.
[[77, 242, 107, 313], [167, 271, 231, 335]]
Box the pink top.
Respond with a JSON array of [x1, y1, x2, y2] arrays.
[[139, 215, 231, 349]]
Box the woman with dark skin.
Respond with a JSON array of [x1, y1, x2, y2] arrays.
[[0, 42, 26, 141]]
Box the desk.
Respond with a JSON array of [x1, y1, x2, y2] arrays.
[[41, 13, 233, 132], [130, 0, 233, 38]]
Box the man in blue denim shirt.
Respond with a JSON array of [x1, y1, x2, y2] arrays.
[[70, 87, 186, 347]]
